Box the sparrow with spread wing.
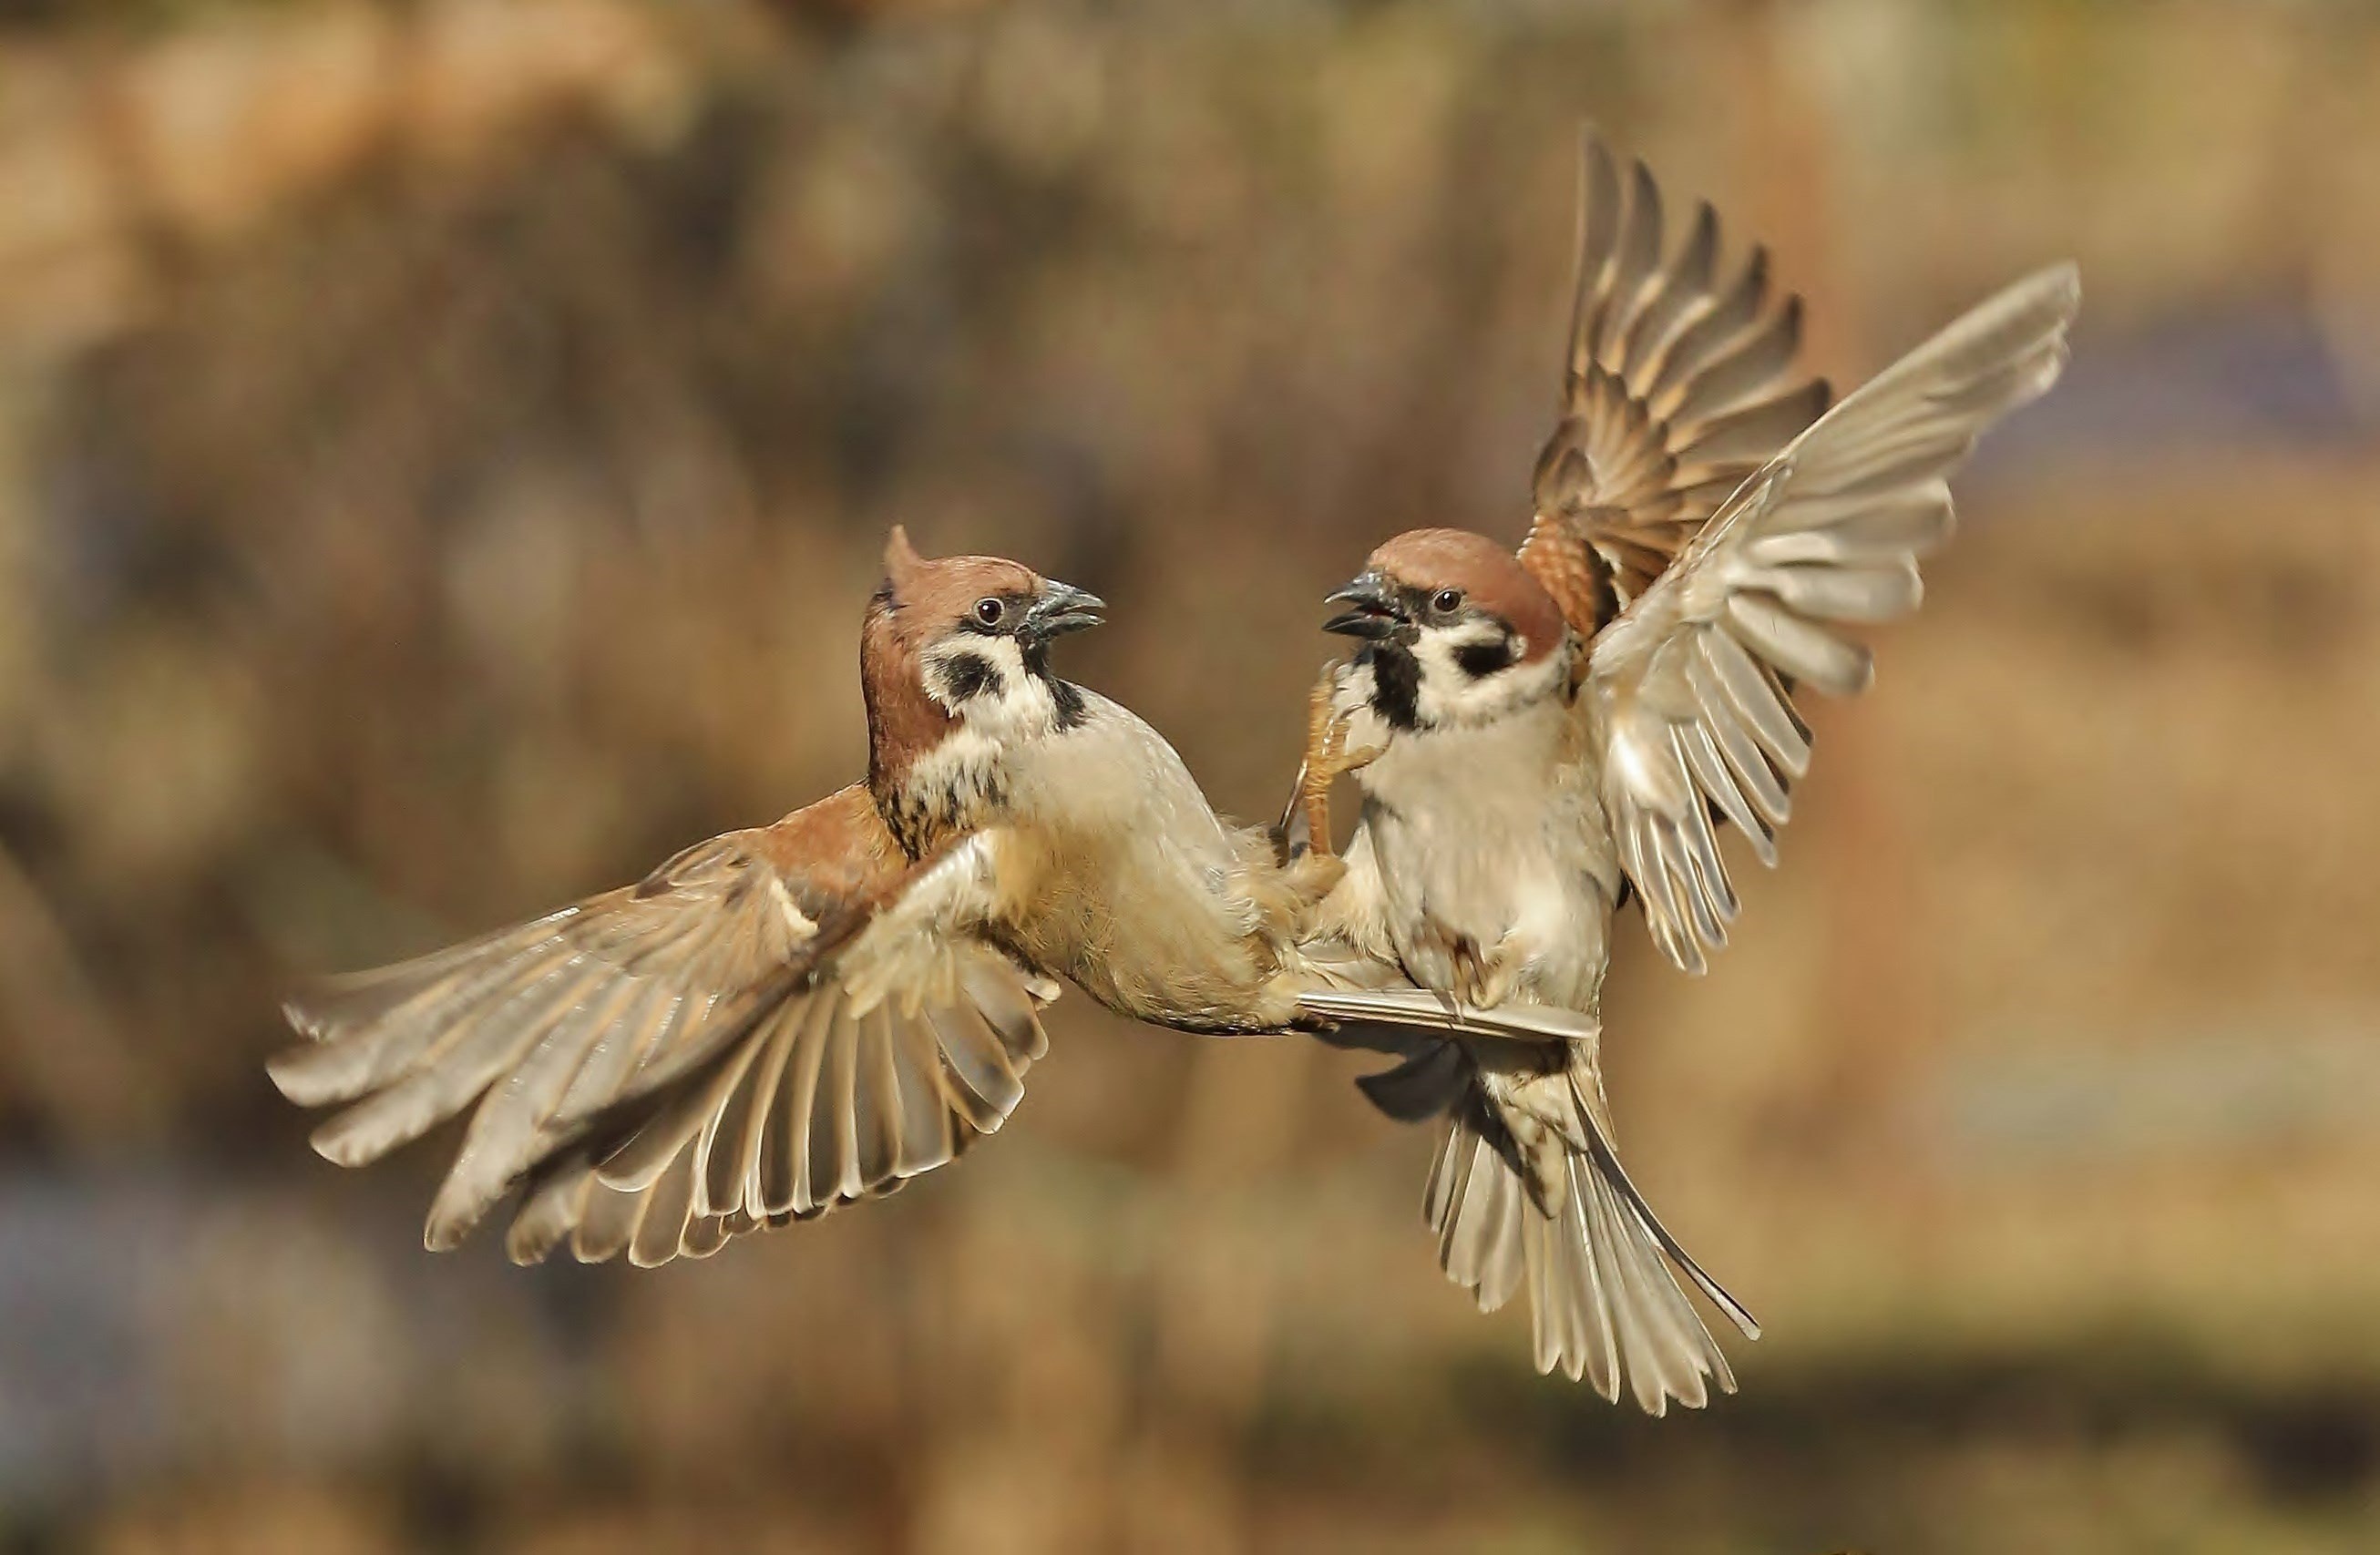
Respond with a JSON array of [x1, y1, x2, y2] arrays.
[[1295, 132, 2081, 1410], [274, 527, 1567, 1267]]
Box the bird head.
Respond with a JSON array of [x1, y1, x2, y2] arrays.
[[1323, 528, 1571, 732], [862, 527, 1104, 811]]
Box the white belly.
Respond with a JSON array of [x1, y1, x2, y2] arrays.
[[1351, 703, 1617, 1012]]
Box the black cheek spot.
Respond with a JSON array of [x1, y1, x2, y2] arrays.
[[1363, 643, 1421, 731], [1454, 636, 1519, 680], [939, 652, 1005, 703]]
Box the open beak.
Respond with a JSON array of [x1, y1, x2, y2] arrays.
[[1322, 571, 1402, 640], [1023, 580, 1106, 640]]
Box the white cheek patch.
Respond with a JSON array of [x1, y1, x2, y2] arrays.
[[922, 636, 1060, 736], [1411, 623, 1564, 728]]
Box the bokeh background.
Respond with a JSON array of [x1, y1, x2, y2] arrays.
[[1, 1, 2376, 1550]]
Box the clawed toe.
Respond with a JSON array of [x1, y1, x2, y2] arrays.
[[1325, 740, 1386, 781], [1295, 664, 1372, 860]]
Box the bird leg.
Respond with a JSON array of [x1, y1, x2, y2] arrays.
[[1294, 664, 1384, 860]]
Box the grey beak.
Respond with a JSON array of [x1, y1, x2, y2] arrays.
[[1322, 572, 1401, 640], [1024, 580, 1106, 640]]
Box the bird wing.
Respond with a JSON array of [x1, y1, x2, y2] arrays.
[[1518, 127, 1830, 635], [271, 784, 1059, 1266], [1584, 264, 2079, 976]]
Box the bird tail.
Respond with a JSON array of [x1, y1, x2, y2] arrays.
[[1305, 989, 1757, 1414]]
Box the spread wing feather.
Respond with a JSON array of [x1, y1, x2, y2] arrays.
[[273, 793, 1056, 1263], [1588, 264, 2080, 975], [1525, 128, 1831, 622]]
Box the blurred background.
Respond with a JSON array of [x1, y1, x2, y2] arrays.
[[0, 0, 2375, 1550]]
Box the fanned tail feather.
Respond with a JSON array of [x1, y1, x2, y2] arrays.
[[1304, 987, 1755, 1412]]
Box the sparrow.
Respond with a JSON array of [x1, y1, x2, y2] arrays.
[[272, 526, 1558, 1269], [1298, 131, 2082, 1410]]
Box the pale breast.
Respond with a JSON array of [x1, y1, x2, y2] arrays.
[[1354, 701, 1617, 1010], [1000, 691, 1285, 1030]]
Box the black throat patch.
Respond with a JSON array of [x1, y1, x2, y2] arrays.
[[1048, 677, 1088, 731], [1019, 637, 1089, 731], [1362, 642, 1422, 731]]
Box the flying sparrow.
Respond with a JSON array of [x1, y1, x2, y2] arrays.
[[1298, 132, 2082, 1411], [273, 527, 1554, 1268]]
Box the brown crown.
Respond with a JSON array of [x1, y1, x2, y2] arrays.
[[1368, 527, 1567, 660]]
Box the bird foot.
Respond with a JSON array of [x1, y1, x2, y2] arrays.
[[1280, 848, 1348, 914], [1296, 666, 1383, 859]]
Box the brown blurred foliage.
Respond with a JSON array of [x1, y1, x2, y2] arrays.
[[1, 1, 2377, 1550]]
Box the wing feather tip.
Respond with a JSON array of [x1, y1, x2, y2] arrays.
[[265, 1047, 341, 1106], [2028, 260, 2083, 314], [423, 1215, 472, 1254], [307, 1119, 384, 1168]]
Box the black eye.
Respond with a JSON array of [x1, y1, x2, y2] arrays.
[[1431, 588, 1463, 614], [974, 598, 1005, 627]]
